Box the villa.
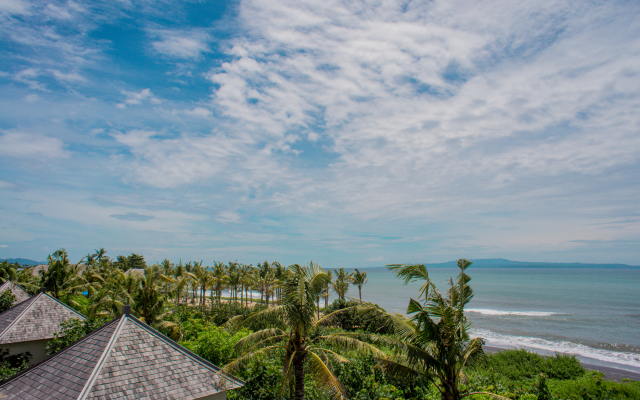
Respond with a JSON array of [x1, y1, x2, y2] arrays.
[[0, 291, 86, 365], [0, 306, 243, 399]]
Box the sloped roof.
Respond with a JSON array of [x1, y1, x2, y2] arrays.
[[30, 264, 48, 277], [0, 281, 30, 305], [0, 292, 86, 344], [0, 313, 244, 399], [124, 268, 145, 277]]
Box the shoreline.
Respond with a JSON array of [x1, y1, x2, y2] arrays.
[[484, 345, 640, 382]]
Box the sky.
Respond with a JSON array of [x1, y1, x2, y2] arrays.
[[1, 0, 639, 267]]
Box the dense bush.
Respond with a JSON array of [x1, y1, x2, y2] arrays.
[[0, 348, 31, 381], [0, 290, 16, 313], [180, 325, 250, 366], [323, 299, 394, 334], [45, 317, 106, 355], [475, 348, 585, 382]]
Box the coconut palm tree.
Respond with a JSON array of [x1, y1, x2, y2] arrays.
[[223, 262, 384, 400], [0, 261, 17, 283], [332, 267, 352, 301], [132, 265, 175, 328], [380, 259, 503, 400], [323, 269, 333, 308], [211, 261, 228, 305], [349, 268, 368, 300], [41, 249, 90, 300]]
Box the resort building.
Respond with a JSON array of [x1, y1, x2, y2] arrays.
[[29, 264, 48, 277], [124, 268, 145, 278], [0, 306, 244, 399], [0, 281, 30, 305], [0, 291, 86, 365]]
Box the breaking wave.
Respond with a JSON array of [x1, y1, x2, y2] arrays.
[[472, 329, 640, 369], [467, 308, 561, 317]]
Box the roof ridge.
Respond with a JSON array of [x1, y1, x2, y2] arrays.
[[77, 315, 128, 400], [126, 315, 246, 387], [0, 294, 40, 339], [41, 292, 87, 320]]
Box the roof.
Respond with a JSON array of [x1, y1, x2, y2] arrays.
[[0, 292, 86, 344], [30, 264, 48, 277], [124, 268, 145, 277], [0, 281, 30, 305], [0, 313, 244, 399]]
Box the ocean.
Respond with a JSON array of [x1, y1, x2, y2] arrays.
[[346, 267, 640, 374]]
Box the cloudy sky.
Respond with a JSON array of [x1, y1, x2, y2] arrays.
[[1, 0, 639, 266]]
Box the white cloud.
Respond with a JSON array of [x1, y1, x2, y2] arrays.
[[149, 29, 211, 59], [0, 0, 30, 15], [180, 107, 213, 118], [24, 94, 40, 103], [50, 69, 86, 83], [0, 245, 7, 248], [117, 88, 161, 108], [0, 132, 69, 159], [43, 1, 84, 20], [307, 132, 319, 142]]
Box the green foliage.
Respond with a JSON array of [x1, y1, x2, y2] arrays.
[[227, 356, 286, 400], [0, 348, 31, 381], [0, 290, 16, 313], [127, 253, 147, 270], [323, 299, 393, 334], [549, 372, 640, 400], [180, 325, 251, 366], [537, 374, 553, 400], [476, 349, 585, 381], [45, 318, 106, 355]]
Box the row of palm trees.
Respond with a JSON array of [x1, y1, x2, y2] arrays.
[[224, 258, 492, 400]]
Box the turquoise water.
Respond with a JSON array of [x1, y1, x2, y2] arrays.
[[343, 267, 640, 372]]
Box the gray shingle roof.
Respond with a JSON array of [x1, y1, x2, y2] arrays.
[[30, 264, 48, 277], [0, 281, 31, 305], [0, 314, 244, 399], [0, 293, 86, 344]]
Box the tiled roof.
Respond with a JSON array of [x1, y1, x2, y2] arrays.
[[30, 264, 48, 277], [0, 281, 31, 305], [0, 313, 244, 399], [0, 293, 86, 344], [124, 268, 145, 277]]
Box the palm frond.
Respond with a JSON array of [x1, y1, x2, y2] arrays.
[[307, 351, 348, 400]]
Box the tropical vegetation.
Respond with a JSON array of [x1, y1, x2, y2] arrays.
[[0, 251, 637, 399]]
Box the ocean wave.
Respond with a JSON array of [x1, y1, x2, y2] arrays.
[[467, 308, 560, 317], [472, 329, 640, 369]]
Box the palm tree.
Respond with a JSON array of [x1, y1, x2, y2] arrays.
[[324, 269, 333, 308], [0, 261, 17, 283], [132, 265, 175, 328], [223, 262, 384, 400], [94, 247, 107, 262], [332, 267, 352, 301], [41, 249, 88, 299], [381, 259, 501, 400], [349, 268, 368, 300], [159, 258, 174, 295], [211, 262, 228, 305]]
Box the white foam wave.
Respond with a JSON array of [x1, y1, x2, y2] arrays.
[[472, 329, 640, 369], [467, 308, 560, 317]]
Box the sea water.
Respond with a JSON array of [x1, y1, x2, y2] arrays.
[[345, 267, 640, 373]]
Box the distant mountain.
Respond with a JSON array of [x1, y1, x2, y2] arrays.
[[420, 258, 640, 269], [0, 258, 46, 266]]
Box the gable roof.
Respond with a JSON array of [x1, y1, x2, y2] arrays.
[[0, 292, 86, 344], [0, 281, 30, 305], [124, 268, 145, 277], [30, 264, 48, 277], [0, 313, 244, 399]]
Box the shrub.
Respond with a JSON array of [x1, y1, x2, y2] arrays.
[[543, 353, 584, 380], [0, 348, 31, 381], [0, 290, 16, 313], [180, 326, 251, 366], [46, 317, 106, 355]]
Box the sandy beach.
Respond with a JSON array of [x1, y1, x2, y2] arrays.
[[484, 346, 640, 382]]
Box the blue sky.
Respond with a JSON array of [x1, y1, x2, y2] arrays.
[[1, 0, 640, 266]]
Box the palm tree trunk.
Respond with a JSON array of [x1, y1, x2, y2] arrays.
[[359, 286, 362, 300], [294, 354, 305, 400]]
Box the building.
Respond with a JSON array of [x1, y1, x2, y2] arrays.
[[0, 306, 244, 399], [0, 291, 86, 365], [0, 281, 30, 305]]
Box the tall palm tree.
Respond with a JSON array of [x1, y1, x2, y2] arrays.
[[133, 265, 175, 328], [324, 269, 333, 308], [349, 268, 368, 300], [211, 261, 228, 305], [159, 258, 174, 295], [381, 259, 501, 400], [41, 249, 89, 299], [223, 262, 384, 400], [332, 267, 352, 301]]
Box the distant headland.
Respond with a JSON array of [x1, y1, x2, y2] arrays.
[[398, 258, 640, 269]]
